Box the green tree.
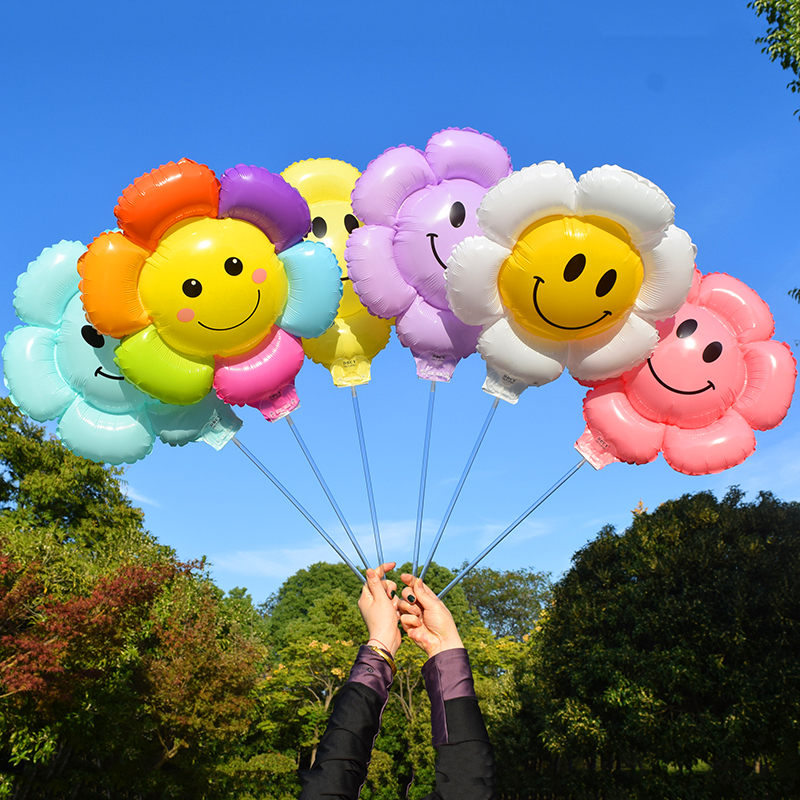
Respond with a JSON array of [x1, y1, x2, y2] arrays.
[[459, 564, 551, 641], [530, 488, 800, 798], [0, 399, 271, 799]]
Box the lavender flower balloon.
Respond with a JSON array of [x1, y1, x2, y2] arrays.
[[345, 128, 512, 381]]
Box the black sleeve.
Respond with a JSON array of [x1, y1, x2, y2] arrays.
[[298, 681, 384, 800], [423, 696, 496, 800]]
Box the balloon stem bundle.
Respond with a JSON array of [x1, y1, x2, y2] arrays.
[[232, 436, 366, 584], [418, 397, 499, 583], [351, 386, 384, 567], [285, 415, 370, 570], [437, 458, 587, 599], [412, 381, 437, 576]]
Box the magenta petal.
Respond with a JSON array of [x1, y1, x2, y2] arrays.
[[219, 165, 311, 253]]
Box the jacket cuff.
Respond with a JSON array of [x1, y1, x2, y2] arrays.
[[347, 645, 394, 704], [422, 648, 475, 745]]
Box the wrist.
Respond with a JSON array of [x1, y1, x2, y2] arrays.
[[426, 635, 464, 659], [366, 641, 397, 676], [368, 637, 399, 659]]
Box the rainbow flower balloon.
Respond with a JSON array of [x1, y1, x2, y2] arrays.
[[79, 159, 342, 420]]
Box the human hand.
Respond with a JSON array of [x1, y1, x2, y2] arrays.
[[358, 562, 401, 658], [397, 573, 463, 658]]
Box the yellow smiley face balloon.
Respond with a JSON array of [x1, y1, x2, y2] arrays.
[[497, 215, 644, 342], [282, 158, 392, 387], [139, 217, 289, 358]]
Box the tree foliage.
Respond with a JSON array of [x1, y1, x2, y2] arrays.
[[523, 488, 800, 798]]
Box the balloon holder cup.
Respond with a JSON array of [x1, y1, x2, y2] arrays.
[[575, 429, 616, 470], [258, 384, 300, 422], [482, 367, 528, 404], [414, 353, 457, 383], [331, 356, 371, 388]]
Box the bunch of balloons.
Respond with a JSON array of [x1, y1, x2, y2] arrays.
[[3, 130, 796, 591]]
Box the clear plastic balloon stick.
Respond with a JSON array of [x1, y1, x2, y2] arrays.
[[437, 458, 587, 599], [232, 436, 365, 584], [351, 386, 384, 567], [419, 397, 499, 582], [412, 381, 437, 576], [285, 415, 370, 570]]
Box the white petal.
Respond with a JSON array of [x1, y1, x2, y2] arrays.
[[576, 165, 674, 251], [478, 162, 578, 249], [446, 236, 510, 325], [479, 317, 567, 399], [635, 225, 697, 321], [568, 313, 658, 381]]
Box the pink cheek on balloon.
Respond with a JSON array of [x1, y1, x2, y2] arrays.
[[177, 308, 195, 323], [252, 268, 267, 284]]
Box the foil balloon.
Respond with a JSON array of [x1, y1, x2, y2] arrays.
[[78, 159, 342, 421], [3, 241, 242, 465], [281, 158, 392, 387], [346, 128, 512, 381], [575, 270, 796, 476], [447, 162, 697, 402]]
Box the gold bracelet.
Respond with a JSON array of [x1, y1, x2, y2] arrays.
[[366, 644, 397, 676]]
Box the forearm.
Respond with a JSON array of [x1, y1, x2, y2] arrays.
[[422, 648, 496, 800], [299, 646, 393, 800]]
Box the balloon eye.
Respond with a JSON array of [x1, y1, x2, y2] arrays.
[[676, 319, 698, 338], [596, 269, 617, 298], [449, 201, 466, 228], [703, 342, 723, 363], [344, 214, 359, 234], [182, 279, 202, 298], [81, 325, 105, 349], [564, 254, 586, 282], [312, 217, 327, 238], [225, 257, 243, 276]]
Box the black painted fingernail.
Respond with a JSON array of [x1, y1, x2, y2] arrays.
[[407, 594, 415, 603], [391, 590, 396, 598]]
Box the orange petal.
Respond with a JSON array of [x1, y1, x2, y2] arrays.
[[78, 231, 151, 337], [115, 158, 220, 251]]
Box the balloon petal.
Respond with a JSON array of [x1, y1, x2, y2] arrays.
[[116, 326, 214, 405], [219, 165, 310, 253], [447, 235, 510, 326], [276, 241, 342, 338], [477, 162, 577, 249], [79, 231, 150, 338], [736, 340, 796, 430], [14, 241, 86, 327], [115, 159, 220, 251], [425, 127, 511, 186]]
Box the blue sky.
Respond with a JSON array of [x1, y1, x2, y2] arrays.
[[2, 1, 799, 603]]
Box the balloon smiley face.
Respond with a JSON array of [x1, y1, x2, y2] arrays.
[[57, 294, 150, 412], [576, 270, 797, 475], [306, 199, 362, 316], [140, 217, 289, 358], [78, 159, 342, 408], [394, 179, 489, 310], [498, 216, 644, 341], [447, 162, 698, 402], [628, 305, 745, 428], [347, 128, 513, 381]]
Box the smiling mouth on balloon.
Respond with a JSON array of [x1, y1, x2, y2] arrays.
[[647, 359, 715, 395], [94, 367, 125, 381], [198, 291, 261, 331], [427, 233, 448, 270], [532, 277, 611, 330]]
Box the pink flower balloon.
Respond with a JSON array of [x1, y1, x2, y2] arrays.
[[576, 270, 796, 475], [345, 128, 512, 381]]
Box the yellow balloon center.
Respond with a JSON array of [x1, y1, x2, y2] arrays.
[[497, 215, 644, 341], [305, 198, 363, 318], [139, 217, 289, 357]]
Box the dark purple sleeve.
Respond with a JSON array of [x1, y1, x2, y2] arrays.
[[298, 647, 394, 800], [422, 647, 476, 746], [347, 645, 394, 704]]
